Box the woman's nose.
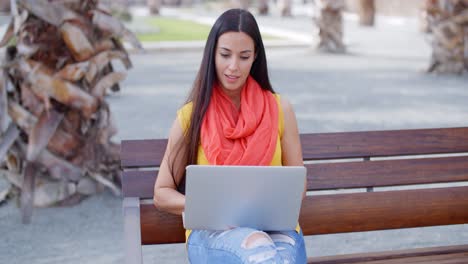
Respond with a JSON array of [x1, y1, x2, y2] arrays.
[[228, 58, 239, 71]]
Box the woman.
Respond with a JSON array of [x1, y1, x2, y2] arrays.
[[153, 9, 307, 263]]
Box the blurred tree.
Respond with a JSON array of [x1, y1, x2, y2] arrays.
[[258, 0, 269, 15], [313, 0, 346, 53], [420, 1, 431, 33], [278, 0, 292, 16], [0, 0, 9, 13], [147, 0, 161, 15], [231, 0, 250, 9], [425, 0, 468, 74], [358, 0, 375, 26], [0, 0, 141, 223]]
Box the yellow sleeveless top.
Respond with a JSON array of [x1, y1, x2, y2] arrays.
[[177, 94, 300, 240]]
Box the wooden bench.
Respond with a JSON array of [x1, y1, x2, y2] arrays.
[[121, 127, 468, 263]]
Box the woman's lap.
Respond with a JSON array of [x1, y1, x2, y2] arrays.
[[187, 227, 306, 264]]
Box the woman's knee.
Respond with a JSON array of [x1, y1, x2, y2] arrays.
[[269, 232, 298, 247], [241, 230, 275, 249], [241, 230, 290, 263], [268, 231, 307, 263], [189, 228, 282, 263]]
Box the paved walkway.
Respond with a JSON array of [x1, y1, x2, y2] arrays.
[[1, 4, 468, 264]]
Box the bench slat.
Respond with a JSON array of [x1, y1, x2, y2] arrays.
[[351, 252, 468, 264], [300, 186, 468, 235], [308, 155, 468, 190], [122, 156, 468, 198], [138, 186, 468, 244], [307, 244, 468, 264], [121, 127, 468, 168], [121, 139, 167, 168], [122, 170, 156, 198], [374, 253, 468, 264], [301, 127, 468, 160], [140, 205, 185, 245]]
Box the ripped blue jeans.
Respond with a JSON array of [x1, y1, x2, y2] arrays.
[[187, 227, 307, 263]]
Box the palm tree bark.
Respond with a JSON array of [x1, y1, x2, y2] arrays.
[[358, 0, 375, 26], [258, 0, 269, 15], [0, 0, 9, 12], [147, 0, 161, 15], [425, 0, 468, 74], [279, 0, 292, 17], [313, 0, 346, 53], [0, 0, 141, 222], [231, 0, 250, 10]]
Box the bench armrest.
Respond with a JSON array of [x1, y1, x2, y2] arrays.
[[123, 197, 142, 264]]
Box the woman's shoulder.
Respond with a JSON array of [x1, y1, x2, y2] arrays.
[[178, 101, 193, 114], [276, 94, 293, 115], [177, 101, 193, 132], [272, 93, 295, 117]]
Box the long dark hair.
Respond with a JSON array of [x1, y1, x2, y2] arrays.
[[172, 9, 275, 193]]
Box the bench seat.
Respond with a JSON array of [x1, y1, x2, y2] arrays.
[[121, 127, 468, 263], [307, 244, 468, 263]]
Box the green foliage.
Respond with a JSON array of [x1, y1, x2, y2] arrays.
[[137, 17, 210, 42], [113, 10, 132, 22], [136, 17, 280, 42]]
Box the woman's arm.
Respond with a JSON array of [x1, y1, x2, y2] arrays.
[[153, 118, 187, 216], [280, 96, 307, 199]]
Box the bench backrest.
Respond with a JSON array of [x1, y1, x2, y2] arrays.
[[121, 127, 468, 245]]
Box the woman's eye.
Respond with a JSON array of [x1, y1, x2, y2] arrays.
[[220, 54, 230, 58], [241, 57, 250, 60]]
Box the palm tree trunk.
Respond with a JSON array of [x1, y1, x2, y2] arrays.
[[278, 0, 292, 17], [0, 0, 9, 12], [358, 0, 375, 26], [147, 0, 162, 15], [258, 0, 269, 15], [425, 0, 468, 74], [231, 0, 250, 10], [0, 0, 141, 223], [313, 0, 346, 53]]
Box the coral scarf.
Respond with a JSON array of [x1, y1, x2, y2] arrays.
[[201, 76, 278, 165]]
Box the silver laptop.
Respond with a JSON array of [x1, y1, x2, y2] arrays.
[[183, 165, 306, 231]]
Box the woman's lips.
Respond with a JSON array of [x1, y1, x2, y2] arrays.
[[225, 74, 239, 83]]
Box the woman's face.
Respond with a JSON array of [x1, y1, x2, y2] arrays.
[[215, 31, 256, 94]]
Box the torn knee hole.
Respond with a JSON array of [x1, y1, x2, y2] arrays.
[[241, 231, 274, 249], [269, 233, 296, 246]]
